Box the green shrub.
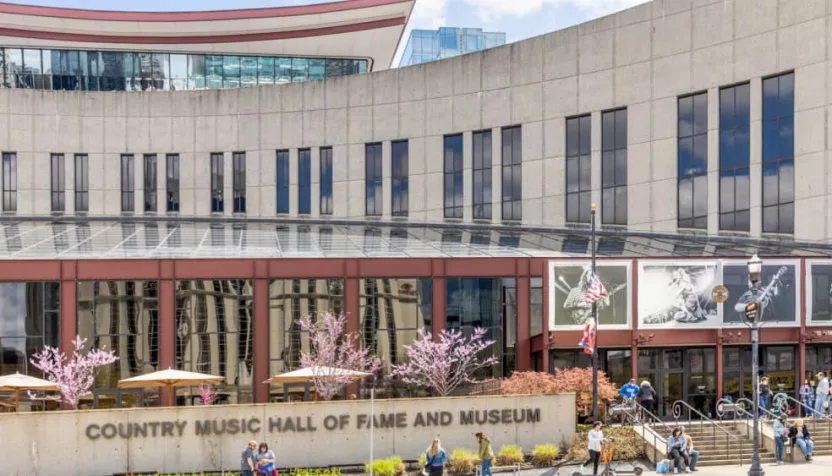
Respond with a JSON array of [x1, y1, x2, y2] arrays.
[[495, 444, 524, 466], [449, 448, 477, 474], [567, 427, 644, 462], [418, 452, 427, 468], [532, 444, 560, 467], [365, 456, 405, 476]]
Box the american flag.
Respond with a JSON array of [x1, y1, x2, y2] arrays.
[[585, 271, 609, 305]]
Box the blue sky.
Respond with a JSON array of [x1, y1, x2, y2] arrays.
[[7, 0, 649, 63]]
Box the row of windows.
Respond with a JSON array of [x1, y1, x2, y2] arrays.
[[443, 126, 523, 221], [0, 47, 368, 92], [676, 72, 794, 235]]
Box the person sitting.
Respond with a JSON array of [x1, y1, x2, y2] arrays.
[[679, 426, 699, 472], [788, 419, 814, 461], [667, 428, 690, 474]]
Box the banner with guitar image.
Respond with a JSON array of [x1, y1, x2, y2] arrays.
[[548, 260, 631, 329], [635, 260, 800, 329], [722, 260, 799, 325]]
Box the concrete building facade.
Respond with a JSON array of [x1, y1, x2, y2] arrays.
[[0, 0, 827, 241]]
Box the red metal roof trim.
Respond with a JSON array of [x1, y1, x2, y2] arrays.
[[0, 0, 410, 22], [0, 16, 405, 44]]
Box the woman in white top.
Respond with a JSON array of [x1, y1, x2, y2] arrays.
[[582, 421, 605, 476]]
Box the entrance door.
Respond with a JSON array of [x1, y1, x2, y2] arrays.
[[638, 347, 716, 419], [723, 346, 797, 402]]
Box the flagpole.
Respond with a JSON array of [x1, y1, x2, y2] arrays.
[[590, 202, 599, 424]]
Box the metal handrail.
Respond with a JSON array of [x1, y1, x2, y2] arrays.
[[737, 397, 780, 421], [716, 398, 752, 438], [780, 394, 832, 420], [672, 400, 745, 466], [611, 399, 669, 465]]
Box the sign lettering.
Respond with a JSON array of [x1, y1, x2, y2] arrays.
[[82, 407, 542, 440]]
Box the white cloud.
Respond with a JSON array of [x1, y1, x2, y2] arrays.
[[458, 0, 648, 23], [409, 0, 450, 29]]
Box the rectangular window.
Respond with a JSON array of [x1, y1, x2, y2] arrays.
[[2, 152, 16, 212], [365, 143, 382, 216], [276, 150, 289, 214], [50, 153, 65, 212], [232, 151, 246, 213], [502, 126, 522, 221], [762, 73, 795, 234], [566, 115, 591, 223], [472, 130, 492, 220], [210, 152, 223, 213], [74, 154, 89, 212], [166, 154, 180, 212], [719, 84, 751, 232], [320, 147, 333, 215], [143, 154, 157, 212], [120, 154, 134, 212], [298, 148, 311, 215], [601, 110, 627, 225], [444, 134, 463, 218], [678, 92, 708, 229], [391, 140, 409, 217]]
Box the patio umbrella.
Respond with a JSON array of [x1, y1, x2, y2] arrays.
[[0, 372, 59, 412], [266, 366, 371, 384], [117, 368, 224, 406]]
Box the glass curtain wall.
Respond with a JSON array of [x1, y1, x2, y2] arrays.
[[359, 278, 432, 371], [0, 47, 368, 91], [0, 282, 60, 410], [445, 278, 514, 379], [174, 280, 254, 405], [268, 279, 345, 376], [77, 281, 159, 408]]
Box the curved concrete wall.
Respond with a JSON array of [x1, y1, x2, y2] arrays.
[[0, 0, 828, 241]]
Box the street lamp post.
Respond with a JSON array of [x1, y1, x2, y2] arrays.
[[590, 203, 598, 424], [746, 253, 764, 476]]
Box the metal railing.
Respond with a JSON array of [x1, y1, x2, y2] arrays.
[[608, 399, 671, 464], [672, 400, 746, 465], [716, 398, 752, 438], [779, 395, 832, 445], [736, 397, 780, 421]]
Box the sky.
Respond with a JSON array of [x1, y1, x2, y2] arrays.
[[7, 0, 651, 65]]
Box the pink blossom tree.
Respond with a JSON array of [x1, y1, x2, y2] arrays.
[[199, 384, 217, 405], [391, 327, 498, 396], [28, 336, 118, 409], [297, 312, 381, 400]]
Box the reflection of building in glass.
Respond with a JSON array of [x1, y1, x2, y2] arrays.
[[400, 27, 506, 66], [0, 282, 60, 378], [360, 278, 431, 371], [268, 279, 344, 375], [174, 280, 253, 404], [77, 281, 159, 389]]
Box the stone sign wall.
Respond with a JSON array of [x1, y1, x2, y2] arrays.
[[0, 394, 574, 476]]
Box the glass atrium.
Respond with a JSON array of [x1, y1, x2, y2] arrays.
[[0, 47, 369, 91]]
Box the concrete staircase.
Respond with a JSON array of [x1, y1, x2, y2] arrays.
[[653, 422, 777, 467], [797, 419, 832, 458]]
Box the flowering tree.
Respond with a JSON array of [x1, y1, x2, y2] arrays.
[[28, 336, 118, 409], [392, 327, 498, 396], [199, 384, 217, 405], [298, 312, 381, 400]]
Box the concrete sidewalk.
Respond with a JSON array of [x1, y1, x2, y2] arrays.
[[542, 456, 832, 476]]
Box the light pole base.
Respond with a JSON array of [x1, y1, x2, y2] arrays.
[[748, 465, 765, 476]]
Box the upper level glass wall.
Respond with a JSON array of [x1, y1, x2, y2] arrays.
[[0, 47, 368, 92], [400, 27, 505, 66]]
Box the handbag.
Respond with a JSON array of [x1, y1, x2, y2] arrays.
[[656, 460, 670, 474]]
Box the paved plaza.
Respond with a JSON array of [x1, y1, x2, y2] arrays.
[[543, 456, 832, 476]]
